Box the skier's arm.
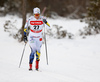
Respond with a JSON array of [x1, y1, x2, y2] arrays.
[[43, 19, 50, 29], [24, 20, 29, 42], [24, 21, 28, 36]]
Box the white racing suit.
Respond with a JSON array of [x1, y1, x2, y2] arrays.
[[24, 16, 50, 68]]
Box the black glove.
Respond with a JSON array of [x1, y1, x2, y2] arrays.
[[23, 35, 27, 43], [43, 19, 47, 24]]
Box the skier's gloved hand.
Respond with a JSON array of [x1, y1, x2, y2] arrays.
[[23, 35, 27, 43], [43, 19, 50, 27], [43, 19, 47, 24]]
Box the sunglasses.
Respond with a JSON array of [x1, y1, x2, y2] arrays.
[[34, 14, 40, 16]]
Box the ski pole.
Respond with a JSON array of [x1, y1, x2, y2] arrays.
[[41, 7, 48, 65], [19, 43, 27, 68], [44, 26, 48, 65]]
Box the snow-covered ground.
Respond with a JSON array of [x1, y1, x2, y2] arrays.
[[0, 15, 100, 82]]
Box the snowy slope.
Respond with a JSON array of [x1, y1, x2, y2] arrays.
[[0, 15, 100, 82]]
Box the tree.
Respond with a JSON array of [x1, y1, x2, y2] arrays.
[[20, 0, 27, 41], [84, 0, 100, 35]]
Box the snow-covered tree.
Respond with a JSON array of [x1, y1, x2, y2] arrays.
[[84, 0, 100, 35]]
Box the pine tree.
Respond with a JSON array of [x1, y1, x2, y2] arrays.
[[85, 0, 100, 35]]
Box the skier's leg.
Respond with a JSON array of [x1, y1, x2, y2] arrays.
[[28, 36, 37, 70], [35, 51, 40, 70], [35, 38, 42, 70], [29, 48, 36, 70], [29, 48, 34, 64], [36, 51, 40, 61]]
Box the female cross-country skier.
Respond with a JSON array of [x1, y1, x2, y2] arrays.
[[23, 7, 50, 71]]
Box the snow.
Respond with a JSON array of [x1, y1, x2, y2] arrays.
[[0, 15, 100, 82]]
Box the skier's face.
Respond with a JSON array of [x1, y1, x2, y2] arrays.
[[34, 13, 40, 19]]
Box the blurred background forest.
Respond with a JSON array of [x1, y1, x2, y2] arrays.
[[0, 0, 90, 19], [0, 0, 100, 41]]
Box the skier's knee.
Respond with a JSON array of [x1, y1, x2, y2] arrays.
[[36, 51, 40, 61]]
